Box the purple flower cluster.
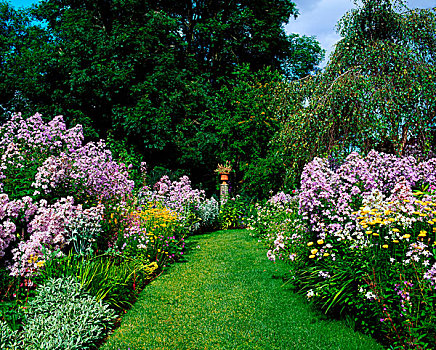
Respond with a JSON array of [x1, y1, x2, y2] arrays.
[[404, 241, 432, 266], [10, 197, 75, 277], [0, 113, 135, 277], [394, 281, 413, 317], [33, 140, 134, 202], [114, 205, 149, 253], [0, 113, 83, 191], [0, 194, 37, 257], [299, 150, 436, 239], [0, 194, 19, 257], [0, 113, 134, 202], [423, 262, 436, 289], [10, 197, 104, 277], [139, 175, 205, 214], [0, 113, 83, 155], [267, 191, 294, 206]]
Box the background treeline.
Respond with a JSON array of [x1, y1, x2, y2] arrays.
[[0, 0, 324, 197], [1, 0, 435, 199]]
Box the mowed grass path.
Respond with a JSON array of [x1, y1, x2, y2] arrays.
[[101, 230, 383, 350]]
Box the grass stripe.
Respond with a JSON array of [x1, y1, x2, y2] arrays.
[[101, 230, 383, 350]]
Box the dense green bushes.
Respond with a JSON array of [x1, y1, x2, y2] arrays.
[[218, 196, 254, 230]]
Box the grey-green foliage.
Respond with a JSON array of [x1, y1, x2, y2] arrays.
[[198, 197, 219, 230], [20, 276, 117, 350], [0, 320, 22, 350], [66, 208, 103, 256]]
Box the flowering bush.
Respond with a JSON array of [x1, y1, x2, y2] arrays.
[[33, 140, 134, 203], [299, 150, 436, 241], [9, 197, 104, 278], [255, 151, 436, 349], [0, 194, 36, 259], [246, 191, 299, 236], [141, 175, 205, 212], [246, 191, 307, 264], [0, 113, 208, 349], [0, 113, 83, 199], [110, 202, 185, 266], [0, 114, 135, 279], [138, 175, 205, 232], [0, 112, 134, 205]]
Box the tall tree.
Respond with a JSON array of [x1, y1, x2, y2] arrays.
[[275, 0, 436, 186], [0, 2, 48, 116], [153, 0, 322, 80], [1, 0, 323, 191]]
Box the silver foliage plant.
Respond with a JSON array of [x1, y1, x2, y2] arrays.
[[197, 197, 219, 230], [0, 320, 21, 350], [3, 276, 117, 350]]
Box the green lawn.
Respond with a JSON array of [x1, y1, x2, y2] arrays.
[[101, 230, 383, 350]]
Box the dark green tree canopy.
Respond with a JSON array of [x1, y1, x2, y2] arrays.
[[0, 2, 49, 115], [0, 0, 324, 193]]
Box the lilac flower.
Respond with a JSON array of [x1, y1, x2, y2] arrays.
[[9, 197, 104, 277], [0, 113, 136, 274], [138, 175, 205, 230], [423, 263, 436, 289], [33, 140, 134, 202]]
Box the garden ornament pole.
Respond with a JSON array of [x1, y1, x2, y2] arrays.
[[220, 179, 229, 207], [215, 161, 232, 207]]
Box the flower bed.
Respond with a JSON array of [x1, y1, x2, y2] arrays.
[[252, 150, 436, 349], [0, 113, 217, 348]]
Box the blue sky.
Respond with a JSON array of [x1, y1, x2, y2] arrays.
[[7, 0, 436, 67], [7, 0, 36, 8]]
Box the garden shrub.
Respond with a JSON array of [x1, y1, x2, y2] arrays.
[[240, 156, 288, 200], [9, 198, 104, 278], [0, 113, 134, 279], [138, 175, 205, 232], [197, 197, 219, 231], [0, 113, 133, 204], [246, 191, 308, 264], [35, 253, 158, 310], [218, 195, 252, 230], [0, 113, 83, 200], [246, 191, 298, 237], [20, 276, 116, 350], [109, 201, 186, 266], [32, 139, 134, 203]]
